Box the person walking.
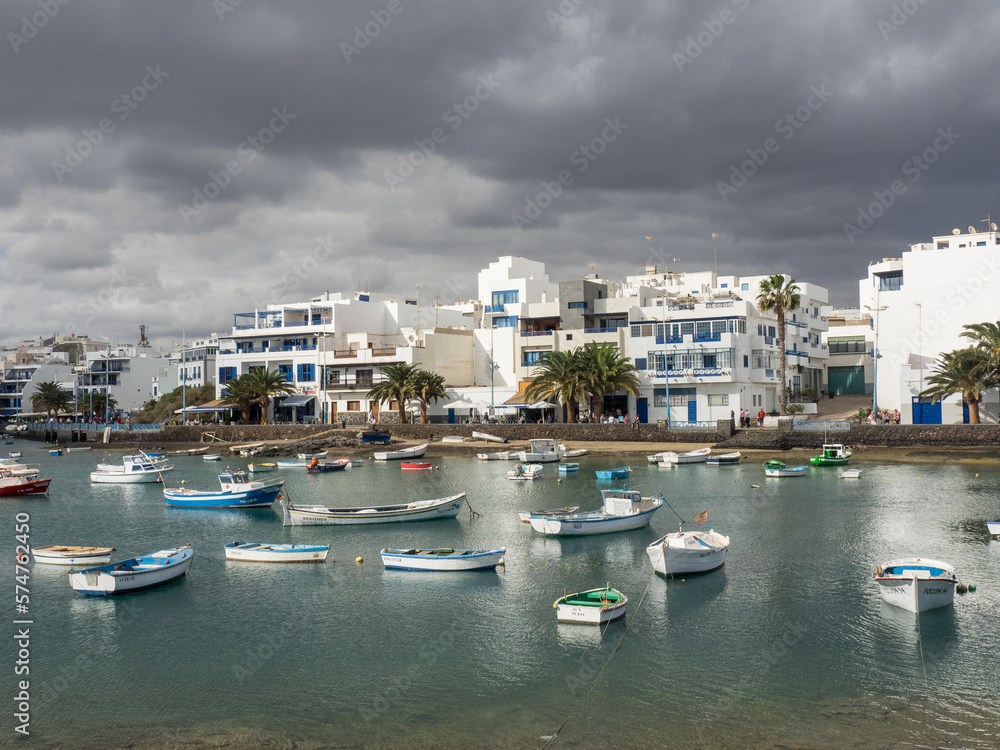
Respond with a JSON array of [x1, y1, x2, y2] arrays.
[[757, 409, 765, 427]]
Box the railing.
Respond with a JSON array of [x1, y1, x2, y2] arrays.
[[583, 327, 621, 334], [791, 420, 851, 432], [693, 334, 721, 342], [691, 368, 726, 377], [654, 336, 683, 345], [664, 420, 717, 429], [49, 422, 162, 431], [484, 304, 506, 314], [371, 348, 397, 357], [764, 336, 775, 346], [705, 301, 733, 308], [521, 330, 554, 337], [765, 368, 775, 378], [667, 304, 695, 311]]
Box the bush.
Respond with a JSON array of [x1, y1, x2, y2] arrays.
[[787, 404, 805, 414]]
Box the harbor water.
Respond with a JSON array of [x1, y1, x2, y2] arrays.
[[3, 440, 999, 749]]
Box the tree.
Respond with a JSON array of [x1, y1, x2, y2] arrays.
[[919, 348, 991, 424], [241, 368, 296, 424], [367, 362, 421, 424], [219, 376, 256, 424], [756, 274, 801, 415], [961, 320, 1000, 388], [86, 391, 118, 421], [577, 343, 641, 422], [31, 381, 72, 419], [411, 369, 447, 424], [524, 349, 586, 423]]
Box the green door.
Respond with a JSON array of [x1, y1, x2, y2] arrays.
[[828, 366, 865, 395]]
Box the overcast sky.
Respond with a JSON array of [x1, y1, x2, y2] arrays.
[[2, 0, 998, 352]]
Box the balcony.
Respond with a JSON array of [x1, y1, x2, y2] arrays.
[[484, 304, 506, 314], [705, 301, 734, 309], [655, 336, 684, 345], [693, 334, 722, 342], [521, 330, 554, 337], [584, 327, 622, 334]]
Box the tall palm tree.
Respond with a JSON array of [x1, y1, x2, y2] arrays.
[[411, 369, 447, 424], [241, 368, 296, 424], [577, 343, 641, 422], [524, 349, 586, 423], [31, 381, 71, 419], [367, 362, 421, 424], [919, 348, 991, 424], [961, 320, 1000, 388], [219, 375, 256, 424], [86, 391, 118, 421], [756, 274, 801, 415]]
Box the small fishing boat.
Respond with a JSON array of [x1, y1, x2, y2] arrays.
[[441, 436, 465, 443], [374, 443, 429, 461], [706, 451, 741, 466], [280, 492, 466, 525], [0, 468, 52, 496], [762, 460, 808, 477], [401, 461, 434, 471], [306, 457, 351, 472], [0, 458, 39, 477], [223, 542, 329, 563], [49, 449, 63, 456], [91, 454, 173, 484], [203, 454, 222, 461], [553, 586, 628, 625], [238, 446, 263, 457], [163, 469, 285, 509], [517, 438, 565, 464], [875, 558, 958, 613], [647, 451, 675, 464], [298, 451, 328, 460], [477, 451, 511, 461], [8, 451, 22, 458], [144, 452, 166, 459], [508, 464, 542, 480], [646, 526, 730, 576], [840, 468, 862, 479], [275, 460, 308, 469], [380, 547, 505, 571], [595, 466, 631, 480], [562, 448, 588, 458], [528, 489, 663, 536], [357, 430, 391, 444], [661, 447, 712, 464], [558, 463, 580, 473], [987, 519, 1000, 539], [32, 545, 115, 566], [69, 546, 194, 596], [472, 431, 507, 443], [65, 446, 92, 452], [810, 443, 852, 466], [247, 462, 276, 473], [517, 505, 579, 523]]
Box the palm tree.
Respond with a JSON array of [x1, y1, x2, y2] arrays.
[[919, 348, 991, 424], [367, 362, 421, 424], [411, 370, 447, 424], [756, 274, 801, 415], [86, 391, 118, 422], [577, 343, 641, 422], [31, 381, 72, 419], [241, 368, 296, 424], [961, 320, 1000, 388], [219, 375, 256, 424], [524, 349, 586, 423]]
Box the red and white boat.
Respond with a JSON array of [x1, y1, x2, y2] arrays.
[[401, 461, 434, 471], [0, 468, 52, 496]]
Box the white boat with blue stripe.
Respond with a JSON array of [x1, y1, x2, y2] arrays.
[[69, 546, 193, 596], [163, 469, 284, 509], [875, 558, 958, 613], [380, 547, 505, 571], [528, 488, 663, 536], [224, 542, 329, 563]]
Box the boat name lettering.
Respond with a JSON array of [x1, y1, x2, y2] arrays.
[[922, 587, 949, 595]]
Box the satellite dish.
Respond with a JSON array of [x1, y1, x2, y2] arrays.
[[952, 228, 961, 235], [993, 223, 998, 231], [968, 226, 976, 233]]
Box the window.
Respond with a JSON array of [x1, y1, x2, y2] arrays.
[[494, 316, 519, 328], [721, 283, 728, 288], [278, 364, 293, 381], [347, 400, 360, 411], [668, 394, 687, 407], [631, 325, 641, 338], [876, 271, 903, 291], [757, 324, 764, 335], [696, 321, 711, 338], [634, 358, 647, 370], [712, 320, 726, 336], [708, 394, 728, 406], [297, 363, 315, 382], [219, 367, 237, 384], [567, 301, 586, 309], [743, 355, 749, 367], [702, 353, 717, 369], [356, 369, 373, 387], [742, 283, 749, 291], [358, 294, 369, 302], [768, 326, 776, 337], [522, 350, 544, 366], [492, 290, 519, 306], [565, 334, 573, 341], [681, 322, 695, 336]]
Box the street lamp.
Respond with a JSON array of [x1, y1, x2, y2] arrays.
[[662, 295, 671, 426], [318, 333, 330, 424], [864, 285, 887, 418]]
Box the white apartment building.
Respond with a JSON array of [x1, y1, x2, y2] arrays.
[[75, 345, 162, 417], [215, 291, 473, 423], [822, 308, 874, 396], [858, 226, 1000, 424]]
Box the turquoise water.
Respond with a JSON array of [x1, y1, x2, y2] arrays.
[[3, 439, 999, 749]]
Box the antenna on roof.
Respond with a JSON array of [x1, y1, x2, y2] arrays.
[[982, 214, 997, 232]]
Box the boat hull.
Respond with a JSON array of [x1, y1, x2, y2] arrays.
[[374, 443, 429, 461], [472, 432, 507, 443], [554, 588, 628, 625], [0, 478, 51, 496], [380, 548, 505, 571], [248, 463, 275, 473], [224, 543, 329, 563], [401, 461, 434, 471], [69, 548, 193, 595], [508, 464, 542, 480], [528, 502, 661, 536], [281, 493, 466, 525], [988, 520, 1000, 538], [646, 532, 730, 576], [595, 468, 630, 479], [163, 485, 282, 508], [875, 558, 957, 613], [32, 546, 114, 566], [90, 470, 165, 484]]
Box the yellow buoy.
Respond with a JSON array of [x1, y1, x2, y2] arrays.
[[355, 556, 363, 564]]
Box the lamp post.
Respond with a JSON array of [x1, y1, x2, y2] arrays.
[[181, 366, 188, 425], [864, 286, 887, 418], [662, 296, 671, 426], [318, 333, 329, 424]]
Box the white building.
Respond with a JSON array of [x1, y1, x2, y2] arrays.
[[822, 308, 874, 396], [858, 226, 1000, 424], [75, 345, 162, 417]]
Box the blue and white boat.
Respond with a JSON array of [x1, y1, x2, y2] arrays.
[[528, 488, 663, 536], [988, 518, 1000, 538], [223, 542, 329, 563], [706, 451, 741, 466], [358, 430, 391, 444], [69, 546, 194, 595], [875, 558, 958, 613], [595, 466, 631, 479], [763, 460, 807, 477], [163, 469, 284, 509], [380, 547, 505, 571], [558, 463, 580, 473]]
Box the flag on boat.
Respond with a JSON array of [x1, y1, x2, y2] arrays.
[[693, 509, 709, 524]]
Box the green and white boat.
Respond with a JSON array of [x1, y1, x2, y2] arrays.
[[809, 443, 852, 466], [553, 586, 628, 625]]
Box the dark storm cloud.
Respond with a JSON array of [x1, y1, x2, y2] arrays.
[[2, 0, 999, 349]]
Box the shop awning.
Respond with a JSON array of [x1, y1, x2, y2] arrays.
[[279, 395, 316, 408]]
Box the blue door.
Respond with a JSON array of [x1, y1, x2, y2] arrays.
[[687, 399, 697, 423], [636, 398, 648, 424], [447, 409, 455, 424], [963, 401, 970, 424], [911, 397, 941, 424]]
